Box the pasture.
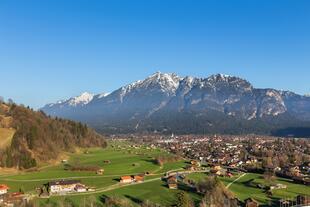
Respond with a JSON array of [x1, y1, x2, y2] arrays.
[[0, 140, 187, 193], [187, 172, 310, 205]]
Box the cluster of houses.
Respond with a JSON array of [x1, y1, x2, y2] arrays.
[[0, 179, 95, 206], [162, 172, 189, 190], [119, 175, 145, 184], [278, 195, 310, 207], [139, 134, 310, 187], [37, 179, 95, 197], [0, 184, 29, 207]]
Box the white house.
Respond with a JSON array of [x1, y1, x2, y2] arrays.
[[0, 184, 9, 195]]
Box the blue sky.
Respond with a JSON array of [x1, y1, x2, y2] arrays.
[[0, 0, 309, 108]]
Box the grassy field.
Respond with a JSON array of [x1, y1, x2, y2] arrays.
[[0, 127, 15, 149], [36, 178, 202, 207], [187, 172, 310, 205], [0, 140, 189, 205]]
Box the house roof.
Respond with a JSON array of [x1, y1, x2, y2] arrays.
[[167, 176, 177, 184], [75, 184, 86, 189], [134, 175, 144, 181], [49, 180, 80, 186], [0, 184, 9, 190], [121, 176, 132, 180]]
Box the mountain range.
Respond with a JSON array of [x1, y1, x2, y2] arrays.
[[41, 72, 310, 136]]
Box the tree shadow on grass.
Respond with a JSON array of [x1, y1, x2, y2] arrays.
[[177, 183, 196, 193], [124, 194, 143, 205], [142, 158, 158, 165], [113, 178, 121, 182], [99, 195, 109, 204], [259, 197, 279, 207]]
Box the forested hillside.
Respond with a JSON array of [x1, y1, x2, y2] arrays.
[[0, 102, 106, 169]]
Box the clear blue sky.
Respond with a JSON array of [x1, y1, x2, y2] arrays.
[[0, 0, 309, 109]]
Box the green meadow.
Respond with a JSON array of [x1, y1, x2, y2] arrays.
[[187, 172, 310, 205], [0, 141, 189, 203]]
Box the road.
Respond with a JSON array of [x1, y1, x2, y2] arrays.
[[226, 173, 247, 189], [1, 168, 205, 182]]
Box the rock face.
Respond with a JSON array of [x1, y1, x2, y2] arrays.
[[41, 72, 310, 134]]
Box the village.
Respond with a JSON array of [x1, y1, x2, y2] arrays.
[[123, 134, 310, 206], [127, 134, 310, 186]]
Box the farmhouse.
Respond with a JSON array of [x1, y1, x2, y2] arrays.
[[134, 175, 144, 183], [213, 165, 222, 171], [49, 180, 81, 194], [185, 165, 195, 171], [190, 160, 201, 167], [120, 176, 133, 184], [0, 185, 9, 195], [167, 176, 178, 189]]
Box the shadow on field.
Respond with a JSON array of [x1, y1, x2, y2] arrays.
[[113, 178, 121, 182], [124, 195, 143, 204], [259, 197, 279, 207], [142, 158, 157, 165], [177, 183, 196, 193], [99, 195, 108, 204]]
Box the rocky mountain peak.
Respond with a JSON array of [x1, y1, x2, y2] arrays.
[[68, 92, 94, 106]]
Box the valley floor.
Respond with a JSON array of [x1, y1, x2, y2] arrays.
[[0, 140, 308, 206]]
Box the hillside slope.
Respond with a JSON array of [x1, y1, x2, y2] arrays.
[[0, 103, 106, 169]]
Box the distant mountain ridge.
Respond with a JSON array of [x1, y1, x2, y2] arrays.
[[41, 72, 310, 136]]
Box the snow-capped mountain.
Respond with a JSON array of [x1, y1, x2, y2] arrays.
[[43, 92, 94, 116], [41, 72, 310, 135], [46, 92, 94, 107]]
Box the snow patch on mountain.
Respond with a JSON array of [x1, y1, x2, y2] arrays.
[[98, 92, 110, 99], [68, 92, 94, 106]]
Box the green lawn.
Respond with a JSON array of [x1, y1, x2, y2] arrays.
[[36, 178, 201, 207], [186, 172, 310, 206], [103, 180, 202, 206]]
